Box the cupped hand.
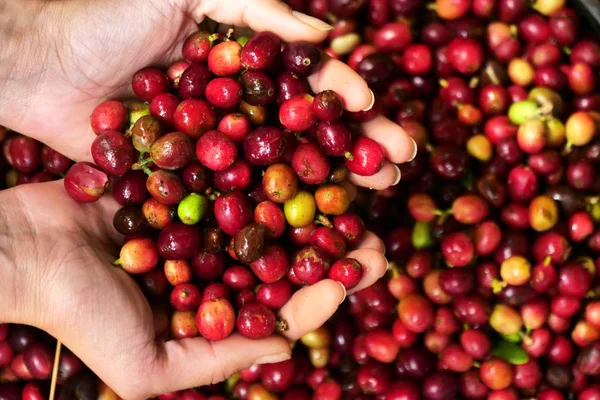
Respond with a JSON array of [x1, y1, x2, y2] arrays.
[[7, 0, 416, 190], [1, 180, 386, 399]]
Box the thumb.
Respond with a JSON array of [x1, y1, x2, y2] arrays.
[[148, 334, 291, 396], [190, 0, 333, 43]]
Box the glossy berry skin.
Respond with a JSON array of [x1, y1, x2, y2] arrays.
[[241, 32, 282, 71], [150, 132, 194, 170], [23, 343, 54, 379], [236, 303, 277, 339], [292, 246, 331, 285], [282, 42, 321, 77], [150, 93, 180, 129], [256, 279, 293, 309], [208, 41, 243, 77], [374, 22, 412, 53], [182, 31, 213, 64], [254, 201, 286, 238], [441, 232, 474, 267], [280, 94, 317, 132], [113, 206, 146, 235], [171, 310, 198, 339], [9, 136, 42, 173], [214, 191, 253, 236], [398, 293, 434, 333], [146, 170, 185, 205], [315, 121, 353, 157], [329, 258, 363, 290], [179, 63, 213, 100], [196, 130, 237, 171], [41, 146, 71, 175], [241, 71, 276, 106], [196, 298, 236, 341], [111, 172, 148, 206], [292, 142, 331, 185], [480, 358, 513, 391], [64, 162, 109, 203], [132, 67, 169, 102], [90, 100, 128, 134], [205, 77, 243, 109], [244, 126, 287, 166], [447, 38, 484, 74], [333, 212, 366, 245], [310, 227, 347, 259], [170, 283, 202, 312], [313, 90, 344, 122], [277, 71, 309, 104], [218, 113, 251, 143], [250, 244, 289, 283], [213, 159, 252, 192], [173, 99, 217, 139], [346, 137, 385, 176], [156, 223, 202, 260]]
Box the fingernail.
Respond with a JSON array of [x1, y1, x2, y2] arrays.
[[392, 164, 402, 186], [255, 353, 292, 365], [383, 258, 390, 277], [362, 89, 375, 111], [337, 281, 347, 304], [292, 11, 334, 31], [408, 138, 418, 162]]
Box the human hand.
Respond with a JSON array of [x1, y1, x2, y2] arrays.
[[1, 0, 416, 190], [0, 180, 386, 399]]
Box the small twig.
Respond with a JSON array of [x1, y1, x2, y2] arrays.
[[49, 340, 62, 400]]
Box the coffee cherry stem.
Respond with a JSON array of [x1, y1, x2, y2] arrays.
[[344, 151, 354, 161], [315, 214, 333, 228], [113, 258, 123, 266], [132, 156, 154, 172], [562, 140, 573, 155], [436, 209, 453, 225], [468, 77, 479, 88]]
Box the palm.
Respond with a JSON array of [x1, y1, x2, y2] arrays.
[[18, 0, 198, 161], [10, 181, 158, 377]]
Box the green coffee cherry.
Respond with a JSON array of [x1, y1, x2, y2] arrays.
[[237, 36, 250, 46], [508, 100, 539, 125], [284, 191, 316, 228], [412, 221, 434, 249], [178, 193, 208, 225], [127, 101, 151, 126]]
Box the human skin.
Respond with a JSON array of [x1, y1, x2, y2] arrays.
[[0, 0, 413, 398]]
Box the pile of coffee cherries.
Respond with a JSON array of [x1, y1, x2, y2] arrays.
[[3, 0, 600, 397], [0, 127, 72, 189], [63, 30, 381, 343], [0, 323, 112, 400]]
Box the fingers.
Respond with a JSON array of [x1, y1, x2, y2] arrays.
[[151, 334, 291, 395], [308, 55, 374, 112], [348, 161, 401, 190], [345, 248, 388, 295], [361, 115, 418, 164], [193, 0, 332, 43], [278, 279, 345, 341], [356, 230, 385, 253]]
